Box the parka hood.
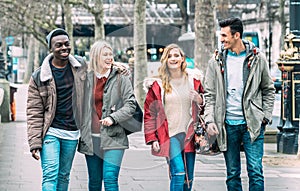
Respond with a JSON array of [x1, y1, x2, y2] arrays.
[[143, 69, 202, 93], [143, 77, 162, 93]]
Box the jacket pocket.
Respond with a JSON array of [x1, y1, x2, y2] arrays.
[[250, 100, 263, 112], [249, 100, 264, 120], [106, 125, 125, 137], [38, 86, 49, 108]]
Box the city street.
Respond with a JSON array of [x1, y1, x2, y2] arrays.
[[0, 84, 299, 191]]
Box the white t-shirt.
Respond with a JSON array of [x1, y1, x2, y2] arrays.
[[225, 50, 246, 121]]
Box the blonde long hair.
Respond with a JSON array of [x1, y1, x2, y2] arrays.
[[158, 43, 187, 94], [89, 40, 113, 72]]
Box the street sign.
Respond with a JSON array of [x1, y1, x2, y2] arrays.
[[5, 36, 14, 46]]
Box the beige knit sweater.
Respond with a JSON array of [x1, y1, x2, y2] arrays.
[[165, 76, 192, 137]]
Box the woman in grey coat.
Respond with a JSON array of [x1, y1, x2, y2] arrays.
[[78, 40, 136, 191]]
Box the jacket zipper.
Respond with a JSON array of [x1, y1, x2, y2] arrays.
[[241, 53, 257, 122]]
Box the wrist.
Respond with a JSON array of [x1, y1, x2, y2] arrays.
[[197, 93, 205, 108], [108, 116, 116, 125], [263, 117, 270, 125]]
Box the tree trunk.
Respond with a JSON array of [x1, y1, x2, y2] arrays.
[[94, 0, 105, 41], [33, 39, 40, 71], [23, 35, 34, 83], [217, 0, 229, 19], [279, 0, 286, 49], [64, 1, 75, 55], [134, 0, 147, 105], [176, 0, 188, 34], [194, 0, 215, 82], [297, 128, 300, 159]]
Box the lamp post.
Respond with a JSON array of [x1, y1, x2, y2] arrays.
[[276, 0, 300, 154]]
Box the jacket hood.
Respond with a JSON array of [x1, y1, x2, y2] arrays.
[[243, 39, 258, 56], [40, 53, 82, 82], [143, 77, 162, 93], [219, 40, 258, 58]]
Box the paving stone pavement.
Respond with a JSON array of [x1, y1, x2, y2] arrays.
[[0, 84, 299, 191]]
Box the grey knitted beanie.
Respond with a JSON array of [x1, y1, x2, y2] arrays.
[[46, 28, 69, 49]]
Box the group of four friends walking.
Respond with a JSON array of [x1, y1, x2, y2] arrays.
[[26, 17, 275, 191]]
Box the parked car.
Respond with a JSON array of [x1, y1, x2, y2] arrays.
[[271, 68, 282, 93]]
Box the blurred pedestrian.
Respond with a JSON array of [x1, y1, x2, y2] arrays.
[[203, 17, 275, 191], [26, 28, 87, 190], [143, 43, 205, 191], [77, 40, 136, 191]]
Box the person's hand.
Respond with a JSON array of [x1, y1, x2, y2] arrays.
[[262, 117, 270, 125], [31, 149, 40, 160], [113, 62, 131, 76], [206, 123, 219, 136], [100, 117, 114, 126], [152, 141, 160, 152], [189, 89, 203, 105]]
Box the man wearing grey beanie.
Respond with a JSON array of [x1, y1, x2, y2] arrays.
[[26, 28, 87, 191]]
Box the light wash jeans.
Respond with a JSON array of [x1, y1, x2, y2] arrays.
[[223, 123, 265, 191], [168, 133, 196, 191], [85, 136, 124, 191], [40, 135, 78, 191]]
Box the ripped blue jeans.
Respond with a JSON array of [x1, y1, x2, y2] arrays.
[[168, 133, 196, 191], [40, 135, 78, 191]]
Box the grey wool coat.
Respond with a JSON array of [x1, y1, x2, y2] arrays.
[[77, 68, 136, 155]]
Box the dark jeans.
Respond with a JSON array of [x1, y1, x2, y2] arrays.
[[223, 123, 265, 191], [85, 136, 124, 191], [168, 133, 196, 191]]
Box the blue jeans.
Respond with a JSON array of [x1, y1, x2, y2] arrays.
[[40, 135, 78, 191], [168, 133, 196, 191], [85, 137, 124, 191], [223, 123, 265, 191]]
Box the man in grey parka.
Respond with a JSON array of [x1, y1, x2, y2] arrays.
[[204, 18, 275, 191]]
